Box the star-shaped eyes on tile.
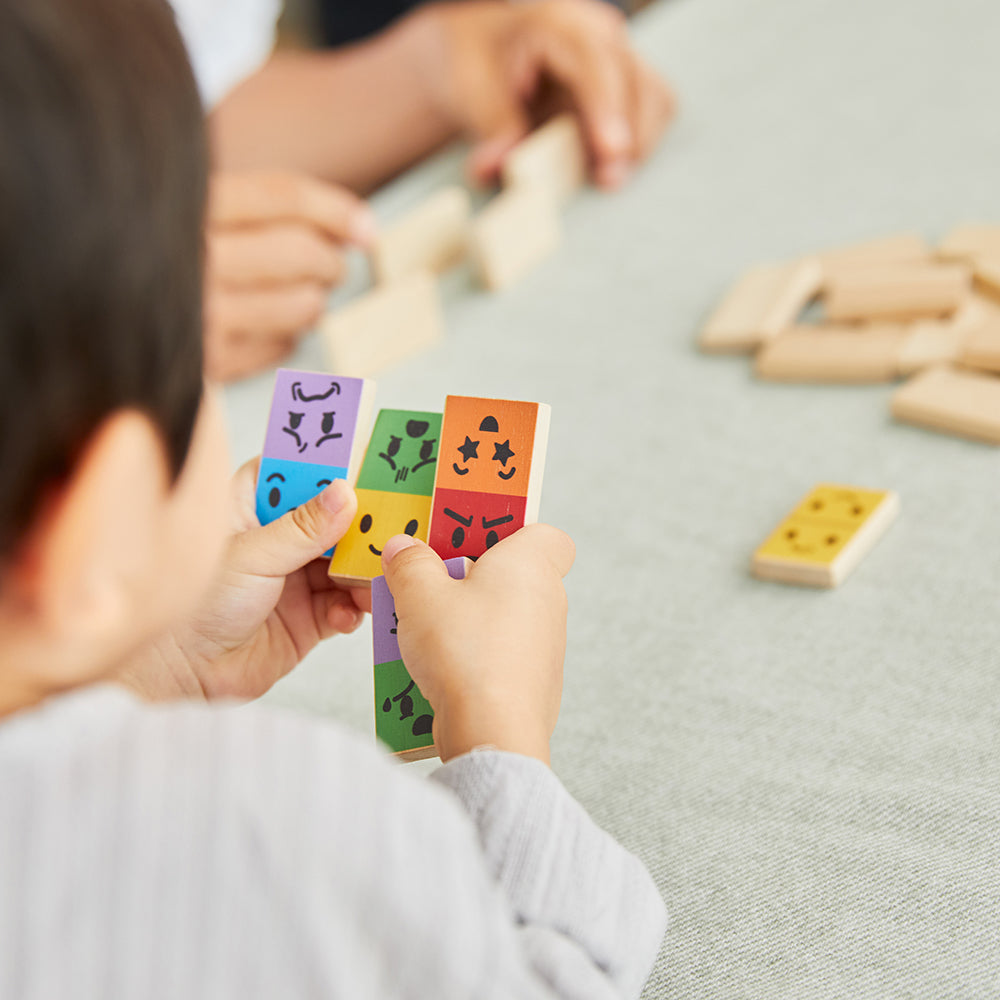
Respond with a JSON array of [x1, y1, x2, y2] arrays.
[[492, 439, 515, 465], [457, 436, 479, 462]]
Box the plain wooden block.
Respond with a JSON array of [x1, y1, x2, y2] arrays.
[[321, 269, 443, 377], [470, 185, 560, 291], [891, 365, 1000, 444], [959, 298, 1000, 373], [755, 325, 906, 382], [752, 484, 899, 588], [824, 263, 971, 322], [895, 298, 989, 375], [699, 257, 823, 354], [972, 255, 1000, 302], [370, 186, 471, 284], [938, 224, 1000, 261], [501, 113, 586, 205], [819, 232, 931, 285]]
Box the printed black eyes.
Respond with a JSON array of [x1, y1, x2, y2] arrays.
[[360, 514, 373, 533], [288, 412, 303, 429], [419, 439, 434, 461], [386, 435, 402, 458], [321, 412, 335, 434], [404, 519, 418, 536], [266, 471, 286, 508]]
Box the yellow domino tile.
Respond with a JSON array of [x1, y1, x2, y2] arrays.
[[752, 484, 899, 587], [329, 489, 432, 586]]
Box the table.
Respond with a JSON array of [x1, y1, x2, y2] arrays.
[[225, 1, 1000, 995]]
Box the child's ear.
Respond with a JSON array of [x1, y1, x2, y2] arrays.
[[15, 410, 171, 644]]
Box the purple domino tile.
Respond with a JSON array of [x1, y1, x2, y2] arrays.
[[372, 557, 469, 666], [262, 369, 366, 467]]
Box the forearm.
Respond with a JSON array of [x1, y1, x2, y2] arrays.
[[209, 13, 458, 194], [433, 749, 667, 998]]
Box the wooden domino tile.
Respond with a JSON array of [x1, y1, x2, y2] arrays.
[[428, 395, 549, 560], [372, 557, 471, 762], [972, 256, 1000, 303], [755, 324, 906, 382], [959, 298, 1000, 373], [470, 185, 561, 292], [501, 113, 586, 205], [255, 369, 375, 536], [824, 263, 971, 322], [819, 232, 931, 285], [371, 186, 471, 285], [938, 224, 1000, 262], [752, 484, 899, 588], [321, 269, 444, 377], [891, 365, 1000, 444], [329, 408, 442, 586], [699, 257, 823, 354]]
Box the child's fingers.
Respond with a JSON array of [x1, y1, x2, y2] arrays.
[[475, 523, 576, 579], [227, 479, 358, 579], [209, 225, 347, 287], [381, 535, 457, 607]]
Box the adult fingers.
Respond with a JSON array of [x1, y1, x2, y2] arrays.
[[227, 479, 358, 579], [209, 224, 348, 287], [630, 57, 677, 163], [203, 330, 299, 383], [207, 282, 328, 341], [209, 170, 377, 247]]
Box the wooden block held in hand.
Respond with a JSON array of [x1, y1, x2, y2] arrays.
[[755, 325, 906, 382], [752, 484, 899, 588], [428, 395, 549, 560], [891, 365, 1000, 444], [328, 408, 442, 586], [371, 186, 471, 284], [938, 224, 1000, 261], [372, 557, 471, 762], [699, 257, 823, 354], [819, 232, 931, 285], [824, 263, 970, 322], [321, 270, 444, 377], [255, 369, 376, 542], [471, 186, 560, 291], [502, 113, 586, 205]]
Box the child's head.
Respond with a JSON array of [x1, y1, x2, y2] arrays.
[[0, 0, 230, 698]]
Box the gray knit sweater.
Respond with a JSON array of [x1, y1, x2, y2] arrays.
[[0, 686, 666, 999]]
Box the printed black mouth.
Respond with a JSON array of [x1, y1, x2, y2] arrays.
[[452, 463, 469, 475], [497, 466, 516, 480], [316, 433, 344, 446], [368, 543, 382, 556]]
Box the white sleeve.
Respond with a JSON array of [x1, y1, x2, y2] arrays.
[[167, 0, 281, 108]]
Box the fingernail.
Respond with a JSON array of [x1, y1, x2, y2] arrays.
[[349, 206, 377, 248], [381, 534, 419, 566], [319, 479, 350, 513], [597, 116, 631, 155]]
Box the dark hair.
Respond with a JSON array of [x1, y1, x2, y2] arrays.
[[0, 0, 207, 561]]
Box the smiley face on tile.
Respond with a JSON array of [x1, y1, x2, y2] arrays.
[[754, 516, 854, 566], [435, 396, 542, 496], [328, 490, 432, 583], [788, 485, 888, 525]]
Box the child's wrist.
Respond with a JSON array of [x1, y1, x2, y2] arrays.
[[435, 700, 551, 765]]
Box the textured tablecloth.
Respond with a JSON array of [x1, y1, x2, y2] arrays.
[[224, 1, 1000, 995]]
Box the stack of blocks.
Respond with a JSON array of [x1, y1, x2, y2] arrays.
[[255, 371, 552, 762], [320, 114, 587, 378], [699, 226, 1000, 444]]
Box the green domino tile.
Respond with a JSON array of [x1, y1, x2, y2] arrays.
[[356, 409, 442, 496], [374, 659, 435, 755]]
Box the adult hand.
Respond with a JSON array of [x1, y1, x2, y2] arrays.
[[118, 458, 369, 701], [204, 171, 376, 381], [380, 524, 575, 764], [411, 0, 677, 188]]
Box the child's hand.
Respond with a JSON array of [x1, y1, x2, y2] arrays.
[[381, 525, 575, 764], [118, 458, 368, 701]]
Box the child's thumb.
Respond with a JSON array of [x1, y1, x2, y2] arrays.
[[381, 536, 454, 608], [230, 479, 357, 578]]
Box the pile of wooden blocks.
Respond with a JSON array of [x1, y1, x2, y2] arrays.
[[699, 226, 1000, 444], [321, 114, 587, 378]]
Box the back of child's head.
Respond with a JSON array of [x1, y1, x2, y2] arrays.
[[0, 0, 207, 564]]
